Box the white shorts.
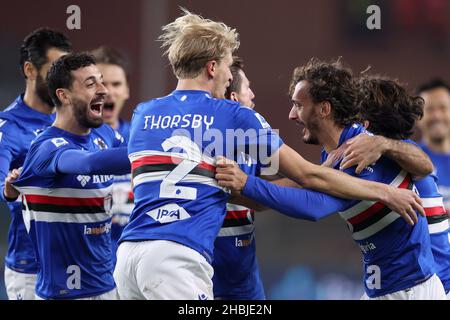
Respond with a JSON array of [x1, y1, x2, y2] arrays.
[[114, 240, 214, 300], [34, 288, 118, 300], [4, 266, 37, 300], [361, 274, 447, 300]]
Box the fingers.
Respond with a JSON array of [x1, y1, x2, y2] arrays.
[[355, 162, 366, 175], [215, 173, 234, 181], [340, 155, 358, 170], [401, 207, 415, 226], [406, 205, 418, 225], [216, 156, 237, 168], [411, 195, 425, 217]]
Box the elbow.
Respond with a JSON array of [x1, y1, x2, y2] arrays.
[[424, 161, 434, 176], [414, 161, 434, 180]]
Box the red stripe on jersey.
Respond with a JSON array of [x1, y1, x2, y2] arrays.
[[25, 194, 104, 207], [348, 174, 411, 225], [131, 155, 215, 172], [128, 191, 134, 201], [424, 206, 446, 217], [225, 210, 250, 220]]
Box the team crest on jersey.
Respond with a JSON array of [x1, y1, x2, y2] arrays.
[[147, 203, 191, 224], [93, 138, 108, 150], [77, 175, 91, 187], [51, 137, 69, 148]]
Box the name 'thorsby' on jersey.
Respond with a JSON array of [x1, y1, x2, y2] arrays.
[[120, 90, 283, 263]]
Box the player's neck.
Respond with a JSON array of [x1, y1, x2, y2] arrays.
[[23, 86, 54, 115], [321, 123, 344, 153], [425, 136, 450, 154], [53, 109, 91, 136], [176, 78, 212, 94]]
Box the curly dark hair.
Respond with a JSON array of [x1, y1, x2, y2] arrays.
[[289, 58, 358, 127], [46, 52, 96, 107], [357, 76, 424, 140], [20, 27, 72, 78]]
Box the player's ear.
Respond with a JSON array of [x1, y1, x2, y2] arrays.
[[320, 101, 332, 118], [230, 92, 239, 102], [363, 120, 370, 129], [23, 61, 37, 81], [55, 88, 69, 106], [206, 60, 217, 79]]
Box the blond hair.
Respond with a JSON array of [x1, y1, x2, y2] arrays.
[[159, 8, 240, 79]]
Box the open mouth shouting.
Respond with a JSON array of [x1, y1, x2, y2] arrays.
[[89, 97, 105, 118]]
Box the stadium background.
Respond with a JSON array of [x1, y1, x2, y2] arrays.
[[0, 0, 448, 299]]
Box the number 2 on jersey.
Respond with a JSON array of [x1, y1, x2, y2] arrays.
[[160, 136, 202, 200]]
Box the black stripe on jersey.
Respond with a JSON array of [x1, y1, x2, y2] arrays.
[[24, 203, 105, 214], [351, 180, 414, 233], [351, 205, 392, 233], [222, 218, 253, 228], [427, 214, 449, 224], [132, 164, 215, 179]]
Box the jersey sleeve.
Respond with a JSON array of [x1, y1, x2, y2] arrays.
[[28, 137, 74, 177], [0, 120, 23, 201], [243, 175, 351, 221], [56, 147, 130, 175], [233, 107, 284, 170]]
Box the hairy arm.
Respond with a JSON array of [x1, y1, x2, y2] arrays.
[[340, 134, 433, 179], [271, 145, 424, 222]]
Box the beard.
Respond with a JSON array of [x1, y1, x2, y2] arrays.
[[302, 117, 321, 145], [72, 97, 103, 129], [35, 73, 54, 107]]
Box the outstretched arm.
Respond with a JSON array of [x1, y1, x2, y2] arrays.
[[217, 145, 424, 225], [339, 134, 433, 179], [56, 147, 130, 175], [242, 174, 348, 221]]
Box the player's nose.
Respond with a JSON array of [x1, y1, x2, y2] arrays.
[[289, 106, 298, 120]]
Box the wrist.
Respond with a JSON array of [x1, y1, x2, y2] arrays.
[[3, 189, 18, 202], [378, 135, 391, 155], [375, 183, 390, 204]]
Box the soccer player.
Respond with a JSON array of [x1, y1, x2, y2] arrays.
[[6, 53, 130, 300], [215, 59, 446, 299], [212, 56, 264, 300], [355, 76, 450, 299], [416, 79, 450, 212], [114, 10, 423, 300], [91, 46, 133, 266], [0, 28, 71, 300]]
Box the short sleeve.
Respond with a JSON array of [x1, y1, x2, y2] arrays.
[[233, 107, 284, 170]]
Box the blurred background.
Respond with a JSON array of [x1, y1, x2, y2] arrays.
[[0, 0, 449, 299]]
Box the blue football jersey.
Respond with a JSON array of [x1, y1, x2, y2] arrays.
[[420, 143, 450, 212], [110, 119, 132, 267], [0, 95, 55, 274], [414, 174, 450, 293], [13, 124, 123, 299], [321, 124, 436, 298], [120, 90, 283, 264], [212, 153, 265, 300]]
